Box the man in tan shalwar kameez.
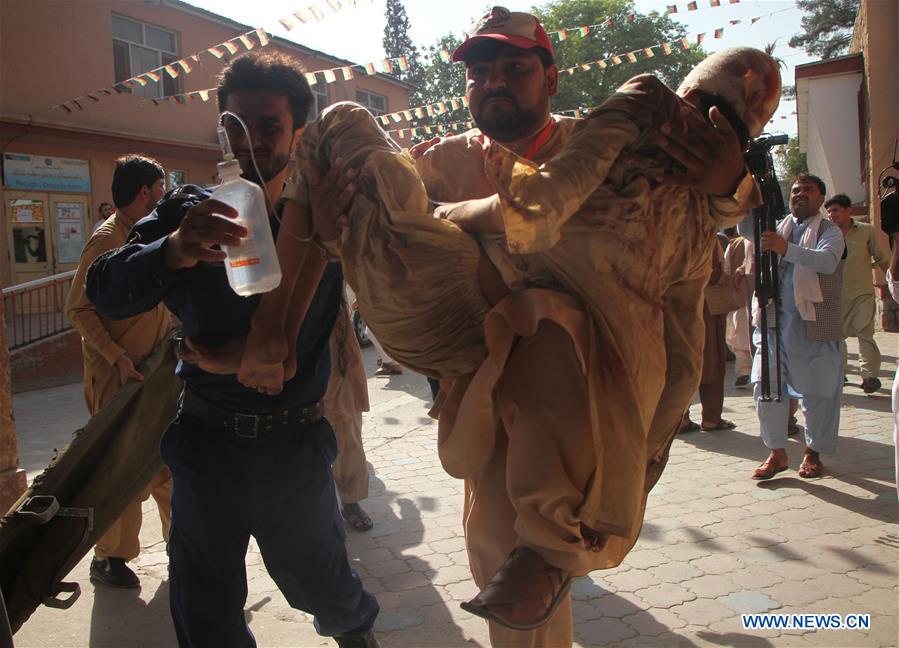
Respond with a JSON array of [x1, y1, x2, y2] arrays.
[[65, 155, 173, 589], [325, 290, 374, 531], [413, 13, 769, 646]]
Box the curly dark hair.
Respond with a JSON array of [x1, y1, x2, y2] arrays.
[[217, 51, 314, 131]]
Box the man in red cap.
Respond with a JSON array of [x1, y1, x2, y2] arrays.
[[410, 7, 762, 646]]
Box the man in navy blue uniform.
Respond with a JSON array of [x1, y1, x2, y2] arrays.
[[86, 52, 379, 648]]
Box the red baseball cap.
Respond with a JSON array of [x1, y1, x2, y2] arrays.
[[451, 6, 555, 63]]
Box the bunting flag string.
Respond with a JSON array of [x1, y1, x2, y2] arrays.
[[552, 7, 791, 80], [300, 54, 411, 88], [43, 0, 366, 117], [46, 28, 270, 116], [544, 0, 736, 42], [385, 107, 594, 139], [277, 0, 360, 31], [149, 87, 218, 107], [434, 0, 739, 62], [147, 5, 794, 129]]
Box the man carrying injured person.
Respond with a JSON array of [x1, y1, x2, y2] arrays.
[[196, 9, 777, 646]]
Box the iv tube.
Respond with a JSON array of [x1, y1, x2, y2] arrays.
[[217, 123, 234, 161], [218, 110, 276, 219]]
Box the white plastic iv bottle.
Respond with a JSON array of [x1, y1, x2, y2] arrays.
[[211, 158, 281, 296]]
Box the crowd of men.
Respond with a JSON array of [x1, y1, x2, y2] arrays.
[[62, 6, 895, 648]]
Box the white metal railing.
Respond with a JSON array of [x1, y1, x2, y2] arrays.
[[3, 270, 77, 350]]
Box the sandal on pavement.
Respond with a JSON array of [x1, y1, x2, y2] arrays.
[[679, 421, 701, 433], [752, 457, 789, 480], [798, 452, 823, 478], [461, 547, 571, 631], [341, 502, 374, 532], [701, 419, 737, 431]]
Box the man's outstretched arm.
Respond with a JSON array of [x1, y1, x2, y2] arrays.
[[87, 194, 245, 320]]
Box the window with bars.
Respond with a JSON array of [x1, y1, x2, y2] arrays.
[[112, 14, 180, 99], [355, 89, 387, 116]]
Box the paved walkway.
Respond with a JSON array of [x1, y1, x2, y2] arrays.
[[11, 335, 898, 647]]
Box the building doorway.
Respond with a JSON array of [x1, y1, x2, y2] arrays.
[[5, 190, 89, 287]]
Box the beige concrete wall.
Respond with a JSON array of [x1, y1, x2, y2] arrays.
[[0, 0, 410, 147]]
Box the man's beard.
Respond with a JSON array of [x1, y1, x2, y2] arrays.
[[790, 199, 815, 220], [238, 151, 290, 184], [474, 92, 548, 142]]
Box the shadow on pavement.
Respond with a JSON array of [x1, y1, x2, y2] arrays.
[[695, 629, 775, 646], [570, 578, 774, 647], [349, 474, 478, 647], [756, 474, 896, 523], [88, 579, 175, 647]]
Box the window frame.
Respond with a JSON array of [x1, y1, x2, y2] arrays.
[[310, 80, 329, 119], [355, 89, 388, 116], [111, 14, 180, 99]]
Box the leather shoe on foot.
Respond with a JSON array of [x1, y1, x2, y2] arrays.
[[90, 557, 140, 589], [461, 547, 571, 631], [334, 629, 379, 648], [861, 377, 881, 394]]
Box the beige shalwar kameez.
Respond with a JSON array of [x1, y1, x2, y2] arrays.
[[324, 292, 371, 505], [283, 81, 758, 645], [65, 214, 173, 561]]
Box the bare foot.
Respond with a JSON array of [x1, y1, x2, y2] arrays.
[[238, 326, 289, 394], [178, 336, 245, 374]]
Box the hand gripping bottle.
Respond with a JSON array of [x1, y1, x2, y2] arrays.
[[211, 127, 281, 296]]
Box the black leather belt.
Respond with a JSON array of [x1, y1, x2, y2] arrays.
[[180, 389, 325, 438]]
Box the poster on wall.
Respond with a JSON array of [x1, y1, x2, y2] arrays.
[[10, 199, 45, 224], [12, 227, 47, 264], [3, 153, 91, 192], [55, 203, 85, 263]]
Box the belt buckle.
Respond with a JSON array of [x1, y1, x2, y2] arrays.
[[233, 412, 261, 438]]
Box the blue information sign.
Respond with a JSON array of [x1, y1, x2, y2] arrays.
[[3, 153, 91, 193]]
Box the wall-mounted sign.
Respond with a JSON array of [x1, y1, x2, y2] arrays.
[[3, 153, 91, 192], [56, 203, 85, 264]]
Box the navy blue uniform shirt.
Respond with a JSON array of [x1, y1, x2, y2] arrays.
[[86, 184, 341, 413]]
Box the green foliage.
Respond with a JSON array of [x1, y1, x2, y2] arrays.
[[413, 0, 708, 131], [383, 0, 426, 104], [533, 0, 706, 112], [420, 33, 466, 106], [789, 0, 859, 59], [776, 137, 808, 184]]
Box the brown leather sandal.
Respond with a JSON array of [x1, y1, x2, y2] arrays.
[[752, 457, 789, 480]]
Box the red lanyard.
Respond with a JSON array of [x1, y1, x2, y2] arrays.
[[482, 118, 556, 161], [523, 119, 555, 161]]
